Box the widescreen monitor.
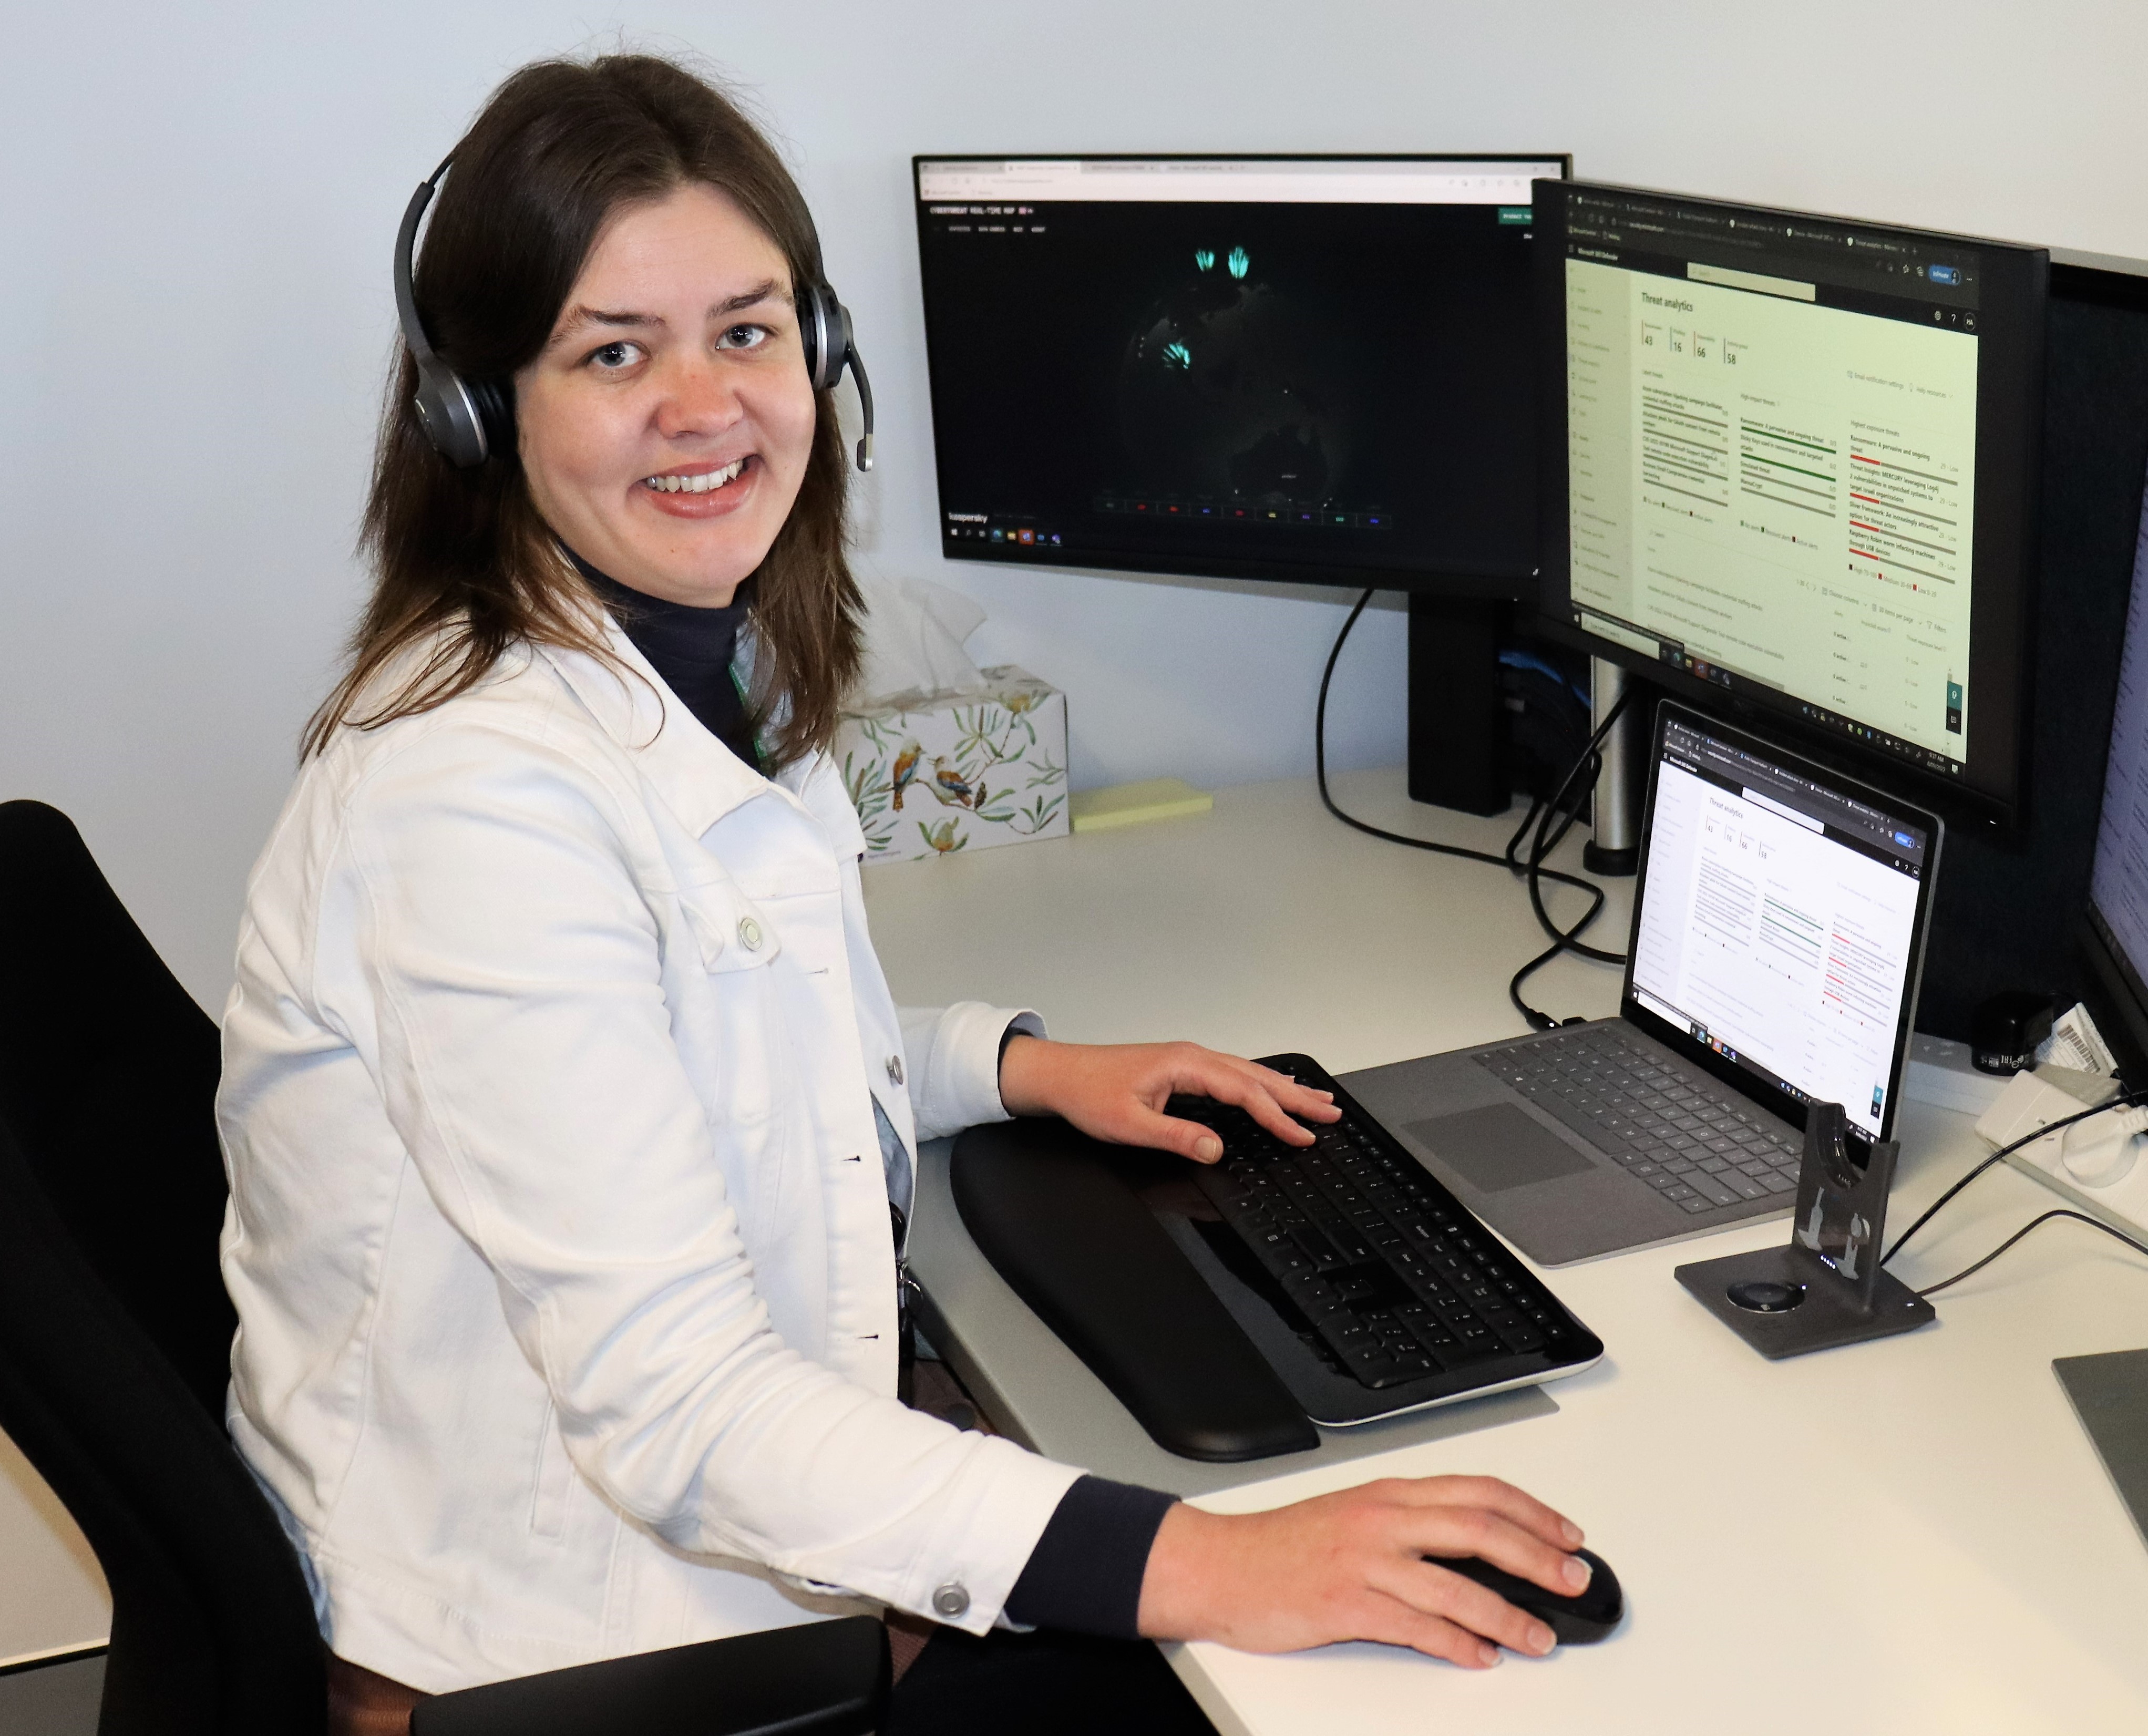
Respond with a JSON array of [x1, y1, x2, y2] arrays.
[[1534, 179, 2047, 830], [913, 153, 1568, 596]]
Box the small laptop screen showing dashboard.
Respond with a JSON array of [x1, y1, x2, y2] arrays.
[[1629, 714, 1933, 1138]]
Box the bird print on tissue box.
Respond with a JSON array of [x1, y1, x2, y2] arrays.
[[836, 666, 1069, 861]]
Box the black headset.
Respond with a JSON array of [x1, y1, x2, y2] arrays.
[[393, 155, 875, 472]]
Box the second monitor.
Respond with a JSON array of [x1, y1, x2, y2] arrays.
[[1534, 179, 2047, 831]]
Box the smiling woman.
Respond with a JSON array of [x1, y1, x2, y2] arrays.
[[305, 55, 862, 766]]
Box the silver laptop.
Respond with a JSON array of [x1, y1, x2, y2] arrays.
[[1347, 703, 1944, 1266]]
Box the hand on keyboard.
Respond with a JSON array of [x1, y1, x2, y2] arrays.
[[1136, 1474, 1592, 1666], [997, 1036, 1341, 1165]]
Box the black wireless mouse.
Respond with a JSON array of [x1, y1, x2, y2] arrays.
[[1430, 1546, 1623, 1645]]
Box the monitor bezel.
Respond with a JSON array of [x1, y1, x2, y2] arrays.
[[911, 151, 1573, 600], [1529, 177, 2048, 836], [1619, 699, 1947, 1157]]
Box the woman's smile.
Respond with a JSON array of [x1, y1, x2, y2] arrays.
[[640, 454, 757, 517]]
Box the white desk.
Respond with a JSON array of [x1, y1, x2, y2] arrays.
[[0, 1431, 106, 1669], [865, 766, 2148, 1736]]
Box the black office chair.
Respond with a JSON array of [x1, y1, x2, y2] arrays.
[[0, 799, 887, 1736]]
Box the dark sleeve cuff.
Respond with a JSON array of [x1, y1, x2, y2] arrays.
[[1002, 1475, 1177, 1638]]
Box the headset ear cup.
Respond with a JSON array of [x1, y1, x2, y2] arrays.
[[798, 282, 870, 469], [470, 377, 515, 461], [797, 284, 823, 388], [803, 283, 850, 393], [412, 356, 490, 468]]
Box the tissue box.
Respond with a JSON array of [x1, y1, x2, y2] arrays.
[[837, 666, 1070, 861]]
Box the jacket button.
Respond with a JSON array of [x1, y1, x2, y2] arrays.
[[931, 1582, 969, 1619], [736, 916, 764, 952], [886, 1054, 906, 1087]]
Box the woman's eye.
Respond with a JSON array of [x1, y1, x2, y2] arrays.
[[587, 340, 644, 371], [715, 324, 770, 351]]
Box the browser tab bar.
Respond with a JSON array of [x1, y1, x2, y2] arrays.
[[917, 157, 1567, 206]]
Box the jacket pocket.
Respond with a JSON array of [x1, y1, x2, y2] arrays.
[[667, 877, 787, 1146]]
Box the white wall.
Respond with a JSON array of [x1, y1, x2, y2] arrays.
[[5, 0, 2147, 1011]]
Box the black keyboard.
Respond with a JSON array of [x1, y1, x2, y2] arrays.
[[1173, 1056, 1601, 1394], [1474, 1026, 1804, 1214]]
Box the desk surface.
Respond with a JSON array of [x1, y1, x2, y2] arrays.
[[866, 767, 2148, 1736]]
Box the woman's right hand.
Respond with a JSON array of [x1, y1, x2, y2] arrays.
[[1135, 1475, 1590, 1667]]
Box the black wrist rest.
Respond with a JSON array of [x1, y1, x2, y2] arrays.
[[950, 1118, 1319, 1462]]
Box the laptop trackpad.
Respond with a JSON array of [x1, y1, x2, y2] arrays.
[[1405, 1105, 1595, 1193]]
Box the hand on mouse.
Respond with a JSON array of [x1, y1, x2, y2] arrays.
[[1135, 1475, 1590, 1667], [996, 1037, 1340, 1163]]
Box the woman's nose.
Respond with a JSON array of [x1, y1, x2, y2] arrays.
[[653, 357, 745, 439]]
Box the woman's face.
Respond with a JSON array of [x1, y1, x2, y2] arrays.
[[516, 182, 818, 608]]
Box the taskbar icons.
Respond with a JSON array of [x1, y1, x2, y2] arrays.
[[1688, 1023, 1740, 1067], [1095, 494, 1393, 530], [1792, 701, 1964, 779], [1660, 646, 1733, 691], [944, 521, 1064, 551]]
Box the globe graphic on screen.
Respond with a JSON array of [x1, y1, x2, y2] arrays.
[[1116, 261, 1350, 505]]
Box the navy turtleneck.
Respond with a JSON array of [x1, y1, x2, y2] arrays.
[[568, 551, 762, 771]]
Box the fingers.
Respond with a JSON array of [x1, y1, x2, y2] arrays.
[[1343, 1596, 1508, 1669], [1173, 1053, 1341, 1147], [1009, 1040, 1345, 1156], [1121, 1105, 1227, 1164], [1368, 1558, 1558, 1659], [1411, 1512, 1590, 1606], [1381, 1474, 1584, 1554], [1341, 1477, 1588, 1628]]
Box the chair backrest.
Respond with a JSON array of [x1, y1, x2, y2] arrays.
[[0, 801, 325, 1735], [0, 800, 236, 1416]]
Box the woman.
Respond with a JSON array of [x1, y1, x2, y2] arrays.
[[217, 52, 1593, 1734]]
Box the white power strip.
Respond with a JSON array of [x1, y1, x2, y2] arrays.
[[1973, 1067, 2148, 1243]]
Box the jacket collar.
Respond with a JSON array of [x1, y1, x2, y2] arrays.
[[537, 618, 772, 839]]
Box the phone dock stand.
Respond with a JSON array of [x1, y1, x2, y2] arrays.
[[1675, 1102, 1937, 1359]]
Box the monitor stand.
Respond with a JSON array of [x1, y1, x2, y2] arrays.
[[1404, 603, 1643, 864], [1583, 659, 1643, 877], [1405, 595, 1509, 816]]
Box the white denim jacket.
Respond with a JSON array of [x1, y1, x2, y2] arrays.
[[217, 623, 1078, 1693]]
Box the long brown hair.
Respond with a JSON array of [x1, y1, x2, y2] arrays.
[[305, 53, 862, 765]]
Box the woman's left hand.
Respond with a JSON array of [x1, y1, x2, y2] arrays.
[[997, 1037, 1341, 1164]]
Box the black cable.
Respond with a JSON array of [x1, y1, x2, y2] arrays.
[[1914, 1209, 2148, 1299], [1497, 687, 1623, 969], [1493, 684, 1642, 1024], [1880, 1093, 2145, 1267], [1311, 589, 1620, 1030], [1313, 590, 1516, 875], [1521, 693, 1629, 967]]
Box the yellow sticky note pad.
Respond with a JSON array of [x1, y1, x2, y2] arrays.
[[1068, 777, 1214, 833]]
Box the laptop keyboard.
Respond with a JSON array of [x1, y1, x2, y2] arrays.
[[1474, 1027, 1805, 1214], [1175, 1061, 1597, 1392]]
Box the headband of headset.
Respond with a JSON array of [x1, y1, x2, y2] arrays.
[[393, 157, 874, 472]]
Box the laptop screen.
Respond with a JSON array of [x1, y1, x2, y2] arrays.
[[1625, 709, 1939, 1142]]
